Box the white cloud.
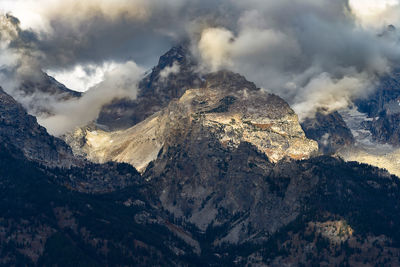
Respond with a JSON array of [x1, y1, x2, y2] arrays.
[[349, 0, 400, 26], [47, 62, 128, 92], [159, 61, 180, 81], [198, 27, 234, 72], [38, 61, 144, 136], [292, 72, 371, 120]]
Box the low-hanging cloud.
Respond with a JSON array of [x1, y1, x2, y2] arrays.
[[38, 61, 143, 136], [159, 61, 180, 81]]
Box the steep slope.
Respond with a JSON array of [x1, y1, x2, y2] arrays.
[[0, 87, 201, 265], [19, 71, 81, 99], [66, 71, 318, 171]]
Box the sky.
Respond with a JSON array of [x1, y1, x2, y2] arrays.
[[1, 0, 400, 134]]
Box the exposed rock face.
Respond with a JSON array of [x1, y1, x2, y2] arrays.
[[66, 71, 317, 171], [97, 45, 202, 130], [368, 114, 400, 145], [302, 110, 354, 154], [147, 134, 312, 240]]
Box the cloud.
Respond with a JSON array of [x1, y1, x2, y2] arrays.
[[38, 61, 143, 136], [191, 1, 400, 119], [47, 61, 129, 92], [159, 61, 180, 81], [0, 14, 44, 96], [197, 27, 234, 72], [349, 0, 400, 27], [2, 0, 400, 129], [292, 72, 372, 120], [0, 0, 237, 70]]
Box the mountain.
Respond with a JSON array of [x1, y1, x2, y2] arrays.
[[66, 70, 318, 172], [2, 85, 400, 265], [2, 46, 400, 266], [97, 45, 357, 158], [19, 71, 81, 99], [146, 143, 400, 266], [0, 86, 201, 266]]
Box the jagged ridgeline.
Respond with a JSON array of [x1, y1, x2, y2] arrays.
[[1, 46, 400, 266]]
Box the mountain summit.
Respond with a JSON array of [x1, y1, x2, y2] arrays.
[[66, 69, 318, 171], [98, 45, 202, 130]]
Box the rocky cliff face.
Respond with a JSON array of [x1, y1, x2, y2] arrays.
[[19, 71, 81, 99], [66, 71, 317, 171]]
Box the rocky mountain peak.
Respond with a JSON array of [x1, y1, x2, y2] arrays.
[[156, 45, 191, 70], [97, 45, 202, 130], [65, 70, 318, 171]]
